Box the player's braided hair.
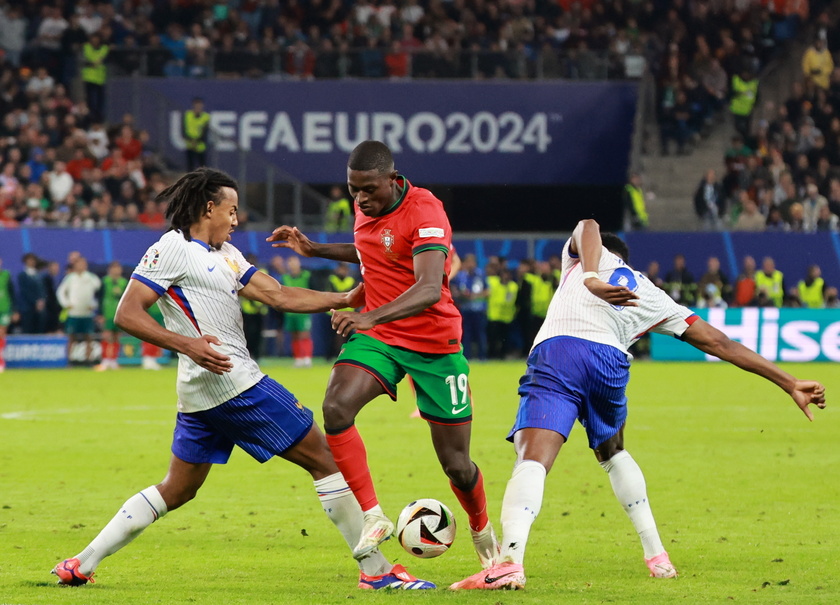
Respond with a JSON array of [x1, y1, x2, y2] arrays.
[[159, 168, 238, 240], [348, 140, 394, 174]]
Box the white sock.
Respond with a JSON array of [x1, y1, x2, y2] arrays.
[[315, 473, 390, 576], [600, 450, 665, 559], [75, 486, 168, 576], [499, 460, 546, 565]]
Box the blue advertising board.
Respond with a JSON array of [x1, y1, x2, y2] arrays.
[[111, 79, 637, 186], [5, 335, 68, 368], [652, 308, 840, 362]]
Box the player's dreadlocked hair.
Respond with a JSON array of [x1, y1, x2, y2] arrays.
[[159, 168, 238, 241], [601, 232, 630, 263], [348, 140, 394, 174]]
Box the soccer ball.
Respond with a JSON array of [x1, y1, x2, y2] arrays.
[[396, 498, 456, 558]]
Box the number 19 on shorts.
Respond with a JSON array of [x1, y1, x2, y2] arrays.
[[446, 374, 470, 415]]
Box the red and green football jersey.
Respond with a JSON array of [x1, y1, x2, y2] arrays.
[[353, 176, 461, 354]]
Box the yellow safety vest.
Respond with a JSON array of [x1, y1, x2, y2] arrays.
[[525, 273, 553, 318], [184, 111, 211, 153], [329, 274, 356, 312], [486, 276, 518, 323], [730, 75, 758, 117], [797, 278, 824, 308], [624, 184, 649, 226], [82, 43, 109, 85], [241, 269, 268, 315], [325, 198, 352, 232], [755, 270, 783, 307]]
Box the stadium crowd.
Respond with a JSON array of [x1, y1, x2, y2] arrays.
[[0, 0, 727, 82], [2, 247, 834, 370], [684, 9, 840, 231]]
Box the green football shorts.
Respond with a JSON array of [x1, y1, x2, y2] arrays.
[[103, 316, 118, 331], [334, 333, 472, 424], [284, 313, 312, 332]]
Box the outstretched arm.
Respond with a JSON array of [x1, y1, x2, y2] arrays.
[[570, 219, 638, 306], [266, 225, 359, 263], [682, 318, 826, 420], [116, 280, 233, 375], [239, 270, 364, 313], [331, 249, 445, 337]]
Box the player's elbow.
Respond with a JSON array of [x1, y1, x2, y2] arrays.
[[419, 283, 442, 307], [578, 218, 600, 230]]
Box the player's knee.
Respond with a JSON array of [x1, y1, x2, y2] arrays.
[[321, 396, 355, 429], [158, 484, 199, 511], [441, 458, 474, 489]]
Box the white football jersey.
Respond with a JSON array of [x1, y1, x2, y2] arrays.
[[534, 239, 697, 359], [131, 230, 265, 412]]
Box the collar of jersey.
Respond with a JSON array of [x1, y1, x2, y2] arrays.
[[191, 238, 210, 251], [379, 175, 409, 217]]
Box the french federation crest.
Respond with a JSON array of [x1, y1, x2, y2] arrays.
[[224, 257, 240, 273]]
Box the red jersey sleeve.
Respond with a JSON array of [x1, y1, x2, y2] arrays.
[[408, 193, 452, 258]]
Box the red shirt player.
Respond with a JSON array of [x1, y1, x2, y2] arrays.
[[268, 140, 499, 573]]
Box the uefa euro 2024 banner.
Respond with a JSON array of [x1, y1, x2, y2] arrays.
[[113, 79, 637, 185], [651, 308, 840, 362]]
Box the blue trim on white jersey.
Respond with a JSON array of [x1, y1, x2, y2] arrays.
[[131, 272, 166, 296], [192, 238, 210, 251], [240, 266, 258, 286]]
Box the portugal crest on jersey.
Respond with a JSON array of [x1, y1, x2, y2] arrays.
[[381, 229, 394, 253]]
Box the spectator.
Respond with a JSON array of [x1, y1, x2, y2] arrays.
[[281, 256, 314, 368], [802, 36, 834, 90], [644, 260, 664, 289], [325, 262, 357, 360], [45, 161, 74, 206], [452, 253, 488, 361], [0, 5, 27, 66], [183, 97, 210, 171], [486, 266, 517, 360], [797, 264, 825, 308], [26, 67, 55, 98], [787, 201, 806, 232], [734, 196, 767, 231], [816, 204, 839, 231], [801, 183, 828, 231], [755, 256, 784, 307], [57, 256, 101, 364], [825, 286, 840, 308], [664, 253, 697, 305], [733, 255, 757, 307], [66, 148, 95, 181], [322, 185, 351, 232], [137, 199, 165, 229], [766, 206, 788, 231], [730, 68, 758, 139], [698, 256, 732, 305], [16, 253, 46, 334], [693, 168, 726, 230], [81, 33, 109, 123], [622, 172, 649, 230]]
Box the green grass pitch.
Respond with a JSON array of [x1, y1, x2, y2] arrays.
[[0, 360, 837, 604]]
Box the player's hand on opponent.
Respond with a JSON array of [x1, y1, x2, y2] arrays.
[[584, 276, 639, 306], [343, 282, 366, 309], [266, 226, 315, 256], [184, 334, 233, 374], [789, 380, 826, 421], [331, 310, 375, 337]]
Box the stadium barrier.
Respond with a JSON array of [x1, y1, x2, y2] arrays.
[[4, 229, 839, 284], [5, 335, 68, 369], [651, 308, 840, 362]]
